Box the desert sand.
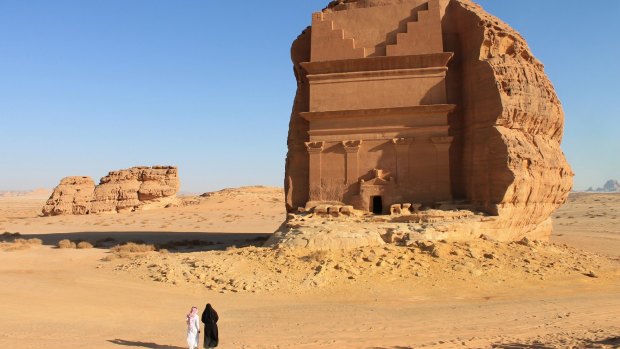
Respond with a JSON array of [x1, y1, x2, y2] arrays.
[[0, 188, 618, 349]]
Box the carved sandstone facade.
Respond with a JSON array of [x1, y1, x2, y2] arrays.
[[284, 0, 572, 241]]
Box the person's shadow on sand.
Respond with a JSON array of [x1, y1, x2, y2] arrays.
[[108, 339, 185, 349]]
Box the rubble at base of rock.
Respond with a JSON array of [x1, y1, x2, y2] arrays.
[[265, 205, 547, 250], [110, 238, 618, 295]]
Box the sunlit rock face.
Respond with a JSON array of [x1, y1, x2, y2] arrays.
[[90, 166, 179, 214], [42, 166, 179, 216], [42, 176, 96, 216], [281, 0, 572, 247]]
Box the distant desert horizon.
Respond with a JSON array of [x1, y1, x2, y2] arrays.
[[3, 177, 619, 201]]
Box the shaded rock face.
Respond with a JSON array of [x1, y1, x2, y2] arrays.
[[283, 0, 572, 243], [42, 166, 179, 216]]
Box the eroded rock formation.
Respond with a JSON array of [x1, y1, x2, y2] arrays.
[[42, 166, 179, 216], [42, 177, 96, 216], [277, 0, 572, 248], [90, 166, 179, 213]]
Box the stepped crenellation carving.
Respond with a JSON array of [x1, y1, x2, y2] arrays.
[[310, 11, 366, 62]]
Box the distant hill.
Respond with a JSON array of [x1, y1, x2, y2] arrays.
[[586, 179, 620, 193], [0, 188, 51, 198]]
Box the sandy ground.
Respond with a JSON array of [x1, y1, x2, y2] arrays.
[[551, 192, 620, 258], [0, 189, 618, 349]]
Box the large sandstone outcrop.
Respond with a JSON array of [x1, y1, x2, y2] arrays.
[[42, 166, 179, 216], [42, 177, 96, 216], [90, 166, 179, 213], [279, 0, 572, 248]]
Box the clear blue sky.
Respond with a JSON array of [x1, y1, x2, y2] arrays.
[[0, 1, 618, 192]]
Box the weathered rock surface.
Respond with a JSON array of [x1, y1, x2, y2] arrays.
[[266, 218, 386, 251], [280, 0, 572, 248], [445, 0, 573, 241], [90, 166, 179, 213], [42, 166, 179, 216], [42, 177, 96, 216]]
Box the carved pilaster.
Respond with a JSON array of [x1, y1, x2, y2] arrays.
[[392, 138, 414, 185], [305, 142, 325, 200], [342, 140, 362, 184], [305, 141, 325, 153], [431, 136, 453, 201]]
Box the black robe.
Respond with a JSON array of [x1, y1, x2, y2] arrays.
[[201, 304, 219, 348]]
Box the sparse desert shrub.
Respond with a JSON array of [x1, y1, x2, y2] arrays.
[[1, 238, 43, 251], [305, 250, 329, 262], [77, 241, 93, 249], [111, 242, 156, 254], [27, 238, 42, 245], [14, 238, 42, 245], [1, 242, 28, 251], [58, 239, 77, 249]]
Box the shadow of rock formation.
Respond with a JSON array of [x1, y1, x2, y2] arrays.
[[108, 339, 185, 349]]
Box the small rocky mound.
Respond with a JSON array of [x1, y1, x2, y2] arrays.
[[200, 186, 283, 200], [42, 166, 179, 216]]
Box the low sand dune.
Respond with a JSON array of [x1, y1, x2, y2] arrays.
[[0, 189, 618, 348]]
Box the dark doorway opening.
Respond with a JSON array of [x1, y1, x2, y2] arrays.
[[371, 196, 383, 215]]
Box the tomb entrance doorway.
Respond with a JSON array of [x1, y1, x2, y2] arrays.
[[371, 196, 383, 215]]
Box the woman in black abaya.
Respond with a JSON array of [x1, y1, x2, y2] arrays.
[[201, 303, 219, 348]]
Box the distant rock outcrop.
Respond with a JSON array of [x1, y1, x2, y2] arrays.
[[603, 180, 620, 192], [587, 180, 620, 193], [90, 166, 180, 213], [0, 188, 51, 198], [42, 177, 96, 216], [42, 166, 179, 216]]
